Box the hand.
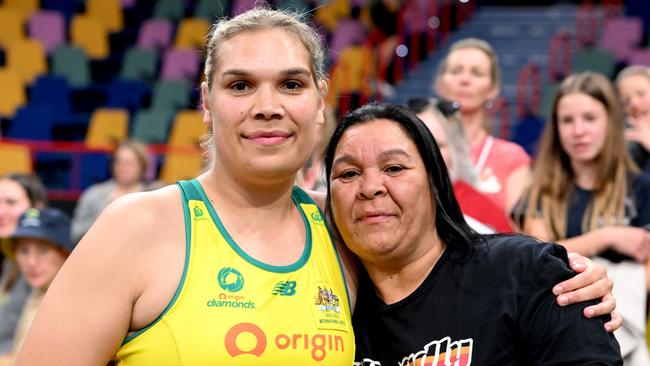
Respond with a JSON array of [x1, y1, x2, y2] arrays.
[[605, 226, 650, 262], [553, 253, 620, 332], [626, 119, 650, 152]]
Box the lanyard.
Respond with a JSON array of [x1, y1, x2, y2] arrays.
[[474, 136, 493, 173]]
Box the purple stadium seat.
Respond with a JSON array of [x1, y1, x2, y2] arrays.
[[329, 19, 367, 62], [28, 10, 65, 54], [120, 0, 137, 8], [230, 0, 257, 16], [137, 19, 173, 49], [599, 16, 643, 62], [629, 49, 650, 67], [160, 48, 201, 82]]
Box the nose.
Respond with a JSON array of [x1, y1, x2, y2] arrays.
[[252, 84, 284, 121], [572, 119, 585, 135], [357, 170, 387, 200]]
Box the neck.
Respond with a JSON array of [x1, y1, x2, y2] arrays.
[[200, 168, 296, 213], [362, 235, 446, 305], [571, 161, 598, 190], [460, 109, 488, 149], [115, 180, 142, 192]]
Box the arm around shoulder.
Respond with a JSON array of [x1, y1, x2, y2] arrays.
[[515, 241, 622, 365]]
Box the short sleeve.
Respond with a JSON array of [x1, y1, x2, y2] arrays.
[[515, 242, 622, 365]]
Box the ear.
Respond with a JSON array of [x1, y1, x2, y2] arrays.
[[315, 80, 327, 128], [200, 82, 212, 126], [487, 82, 500, 101]]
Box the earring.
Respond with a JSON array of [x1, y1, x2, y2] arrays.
[[484, 100, 493, 109]]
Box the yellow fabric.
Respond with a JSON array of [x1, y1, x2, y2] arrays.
[[114, 182, 354, 365]]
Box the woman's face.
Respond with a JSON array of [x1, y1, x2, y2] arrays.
[[556, 92, 608, 165], [436, 47, 498, 114], [202, 28, 325, 184], [618, 74, 650, 121], [113, 146, 143, 185], [0, 179, 31, 238], [329, 119, 436, 267], [15, 238, 67, 290]]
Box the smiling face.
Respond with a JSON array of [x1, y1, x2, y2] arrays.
[[201, 28, 325, 184], [436, 47, 499, 114], [329, 119, 437, 266], [15, 238, 67, 290], [556, 92, 608, 166], [618, 73, 650, 122]]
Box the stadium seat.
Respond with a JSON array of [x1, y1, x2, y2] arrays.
[[131, 108, 175, 144], [0, 69, 26, 118], [137, 19, 173, 50], [174, 18, 209, 49], [151, 80, 191, 111], [160, 151, 204, 183], [153, 0, 184, 21], [3, 0, 38, 22], [8, 105, 54, 140], [195, 0, 229, 20], [0, 7, 24, 47], [30, 75, 72, 123], [160, 48, 200, 82], [120, 47, 159, 82], [167, 110, 206, 147], [28, 10, 66, 54], [52, 45, 91, 88], [86, 108, 129, 148], [599, 16, 643, 62], [0, 143, 33, 175], [86, 0, 124, 33], [573, 48, 615, 77], [71, 14, 110, 59], [106, 79, 149, 113], [7, 38, 47, 84]]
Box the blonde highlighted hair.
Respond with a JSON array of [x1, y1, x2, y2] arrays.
[[520, 72, 636, 239]]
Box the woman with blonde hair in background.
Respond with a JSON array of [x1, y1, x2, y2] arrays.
[[517, 71, 650, 365], [435, 38, 531, 215]]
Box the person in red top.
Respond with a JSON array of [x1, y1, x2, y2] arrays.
[[435, 38, 531, 215]]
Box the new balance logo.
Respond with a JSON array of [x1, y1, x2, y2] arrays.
[[272, 281, 297, 296]]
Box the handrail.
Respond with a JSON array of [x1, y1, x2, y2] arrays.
[[0, 138, 202, 201], [548, 29, 572, 82], [517, 62, 541, 120]]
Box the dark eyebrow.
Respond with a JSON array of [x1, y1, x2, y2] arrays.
[[220, 67, 312, 78], [332, 148, 412, 167]]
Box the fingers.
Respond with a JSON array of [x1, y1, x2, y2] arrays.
[[554, 268, 612, 306], [582, 292, 616, 319], [603, 310, 623, 333], [555, 257, 605, 295]]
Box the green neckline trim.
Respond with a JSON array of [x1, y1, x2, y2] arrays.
[[121, 183, 193, 345], [190, 179, 312, 273]]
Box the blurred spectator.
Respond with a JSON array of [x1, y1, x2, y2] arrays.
[[516, 72, 650, 365], [435, 38, 531, 214], [0, 173, 47, 355], [408, 97, 513, 233], [0, 208, 74, 364], [297, 105, 337, 193], [616, 65, 650, 174], [71, 139, 150, 244]]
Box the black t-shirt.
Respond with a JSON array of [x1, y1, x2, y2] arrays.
[[353, 235, 622, 365], [566, 172, 650, 262]]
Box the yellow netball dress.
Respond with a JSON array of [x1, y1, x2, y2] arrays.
[[114, 179, 354, 365]]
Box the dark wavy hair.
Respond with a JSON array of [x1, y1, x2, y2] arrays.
[[324, 103, 484, 258]]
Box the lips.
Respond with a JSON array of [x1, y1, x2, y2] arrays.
[[356, 211, 395, 224], [246, 130, 293, 146]]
